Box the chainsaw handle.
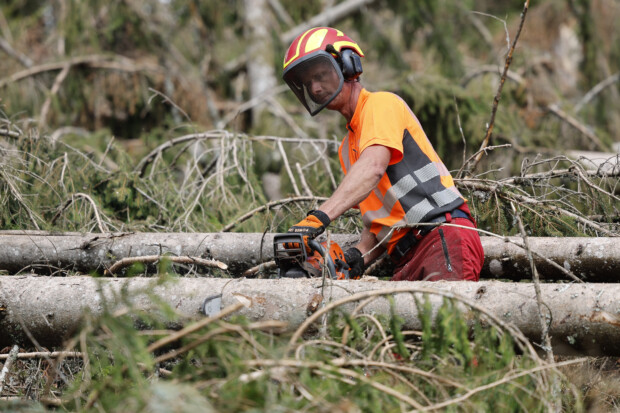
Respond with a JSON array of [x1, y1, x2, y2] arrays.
[[307, 238, 338, 279]]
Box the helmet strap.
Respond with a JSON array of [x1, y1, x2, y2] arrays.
[[325, 44, 340, 59]]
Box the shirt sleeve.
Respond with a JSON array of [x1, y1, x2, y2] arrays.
[[357, 92, 406, 165]]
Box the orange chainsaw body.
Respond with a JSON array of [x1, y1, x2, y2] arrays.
[[273, 233, 354, 280]]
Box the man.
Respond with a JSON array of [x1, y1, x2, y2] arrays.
[[282, 27, 483, 281]]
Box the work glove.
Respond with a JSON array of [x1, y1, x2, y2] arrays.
[[287, 210, 331, 251], [343, 247, 364, 279], [288, 210, 331, 238]]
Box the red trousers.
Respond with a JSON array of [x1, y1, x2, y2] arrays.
[[391, 216, 483, 282]]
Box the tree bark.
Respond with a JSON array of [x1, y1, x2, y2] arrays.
[[244, 0, 277, 124], [0, 231, 618, 281], [1, 276, 619, 356], [480, 235, 620, 281]]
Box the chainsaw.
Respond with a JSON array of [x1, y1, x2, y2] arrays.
[[273, 233, 354, 279]]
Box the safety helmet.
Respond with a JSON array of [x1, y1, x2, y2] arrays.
[[283, 27, 364, 116]]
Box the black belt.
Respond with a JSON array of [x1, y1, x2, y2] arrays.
[[390, 208, 471, 262]]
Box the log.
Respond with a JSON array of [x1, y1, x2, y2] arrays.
[[566, 149, 620, 174], [0, 231, 619, 281], [480, 236, 620, 282], [1, 276, 620, 356], [0, 231, 328, 275]]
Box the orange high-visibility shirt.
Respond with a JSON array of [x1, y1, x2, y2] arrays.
[[339, 89, 464, 254]]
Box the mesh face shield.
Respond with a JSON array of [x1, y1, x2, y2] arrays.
[[283, 51, 344, 116]]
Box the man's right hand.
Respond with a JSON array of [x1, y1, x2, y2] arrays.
[[287, 210, 331, 239], [286, 210, 330, 252]]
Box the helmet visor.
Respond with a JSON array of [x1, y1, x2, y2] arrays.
[[283, 51, 344, 116]]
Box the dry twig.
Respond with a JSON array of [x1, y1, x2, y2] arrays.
[[461, 64, 525, 88], [220, 195, 327, 232], [462, 0, 530, 177], [245, 358, 425, 410], [242, 260, 277, 277], [511, 203, 553, 360], [153, 320, 286, 364], [575, 72, 620, 113], [146, 302, 245, 353], [0, 55, 162, 88], [295, 162, 313, 196], [0, 345, 19, 394], [420, 358, 586, 411], [277, 140, 301, 196], [39, 63, 71, 128], [134, 131, 224, 177], [51, 193, 109, 233], [147, 87, 192, 124], [281, 0, 377, 44], [547, 104, 607, 150], [0, 128, 20, 138], [0, 54, 162, 89], [0, 35, 32, 67], [105, 255, 228, 275], [458, 179, 617, 236], [0, 351, 82, 360], [0, 167, 42, 229]]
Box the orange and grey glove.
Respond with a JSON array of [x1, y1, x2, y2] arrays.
[[287, 210, 331, 251], [288, 210, 331, 239], [343, 247, 364, 279]]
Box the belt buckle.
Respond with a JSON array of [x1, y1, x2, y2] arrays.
[[394, 230, 415, 261], [394, 241, 409, 260]]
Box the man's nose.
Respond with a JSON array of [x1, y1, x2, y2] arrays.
[[310, 80, 322, 95]]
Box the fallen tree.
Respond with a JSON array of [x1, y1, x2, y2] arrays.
[[0, 231, 618, 281], [1, 276, 619, 355]]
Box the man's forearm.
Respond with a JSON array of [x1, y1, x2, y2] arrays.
[[356, 227, 385, 266], [319, 145, 391, 221]]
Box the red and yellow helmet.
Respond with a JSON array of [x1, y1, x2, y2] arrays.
[[283, 27, 364, 116]]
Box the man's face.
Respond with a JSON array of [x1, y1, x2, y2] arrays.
[[283, 51, 344, 116], [299, 60, 341, 105]]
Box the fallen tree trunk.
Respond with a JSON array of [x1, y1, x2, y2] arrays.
[[0, 231, 618, 281], [480, 235, 619, 281], [1, 276, 619, 356]]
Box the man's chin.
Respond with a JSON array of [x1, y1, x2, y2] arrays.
[[312, 96, 328, 104]]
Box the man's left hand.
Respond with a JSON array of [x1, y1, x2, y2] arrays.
[[343, 247, 364, 279]]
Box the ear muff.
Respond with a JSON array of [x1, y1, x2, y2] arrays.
[[340, 49, 363, 80]]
